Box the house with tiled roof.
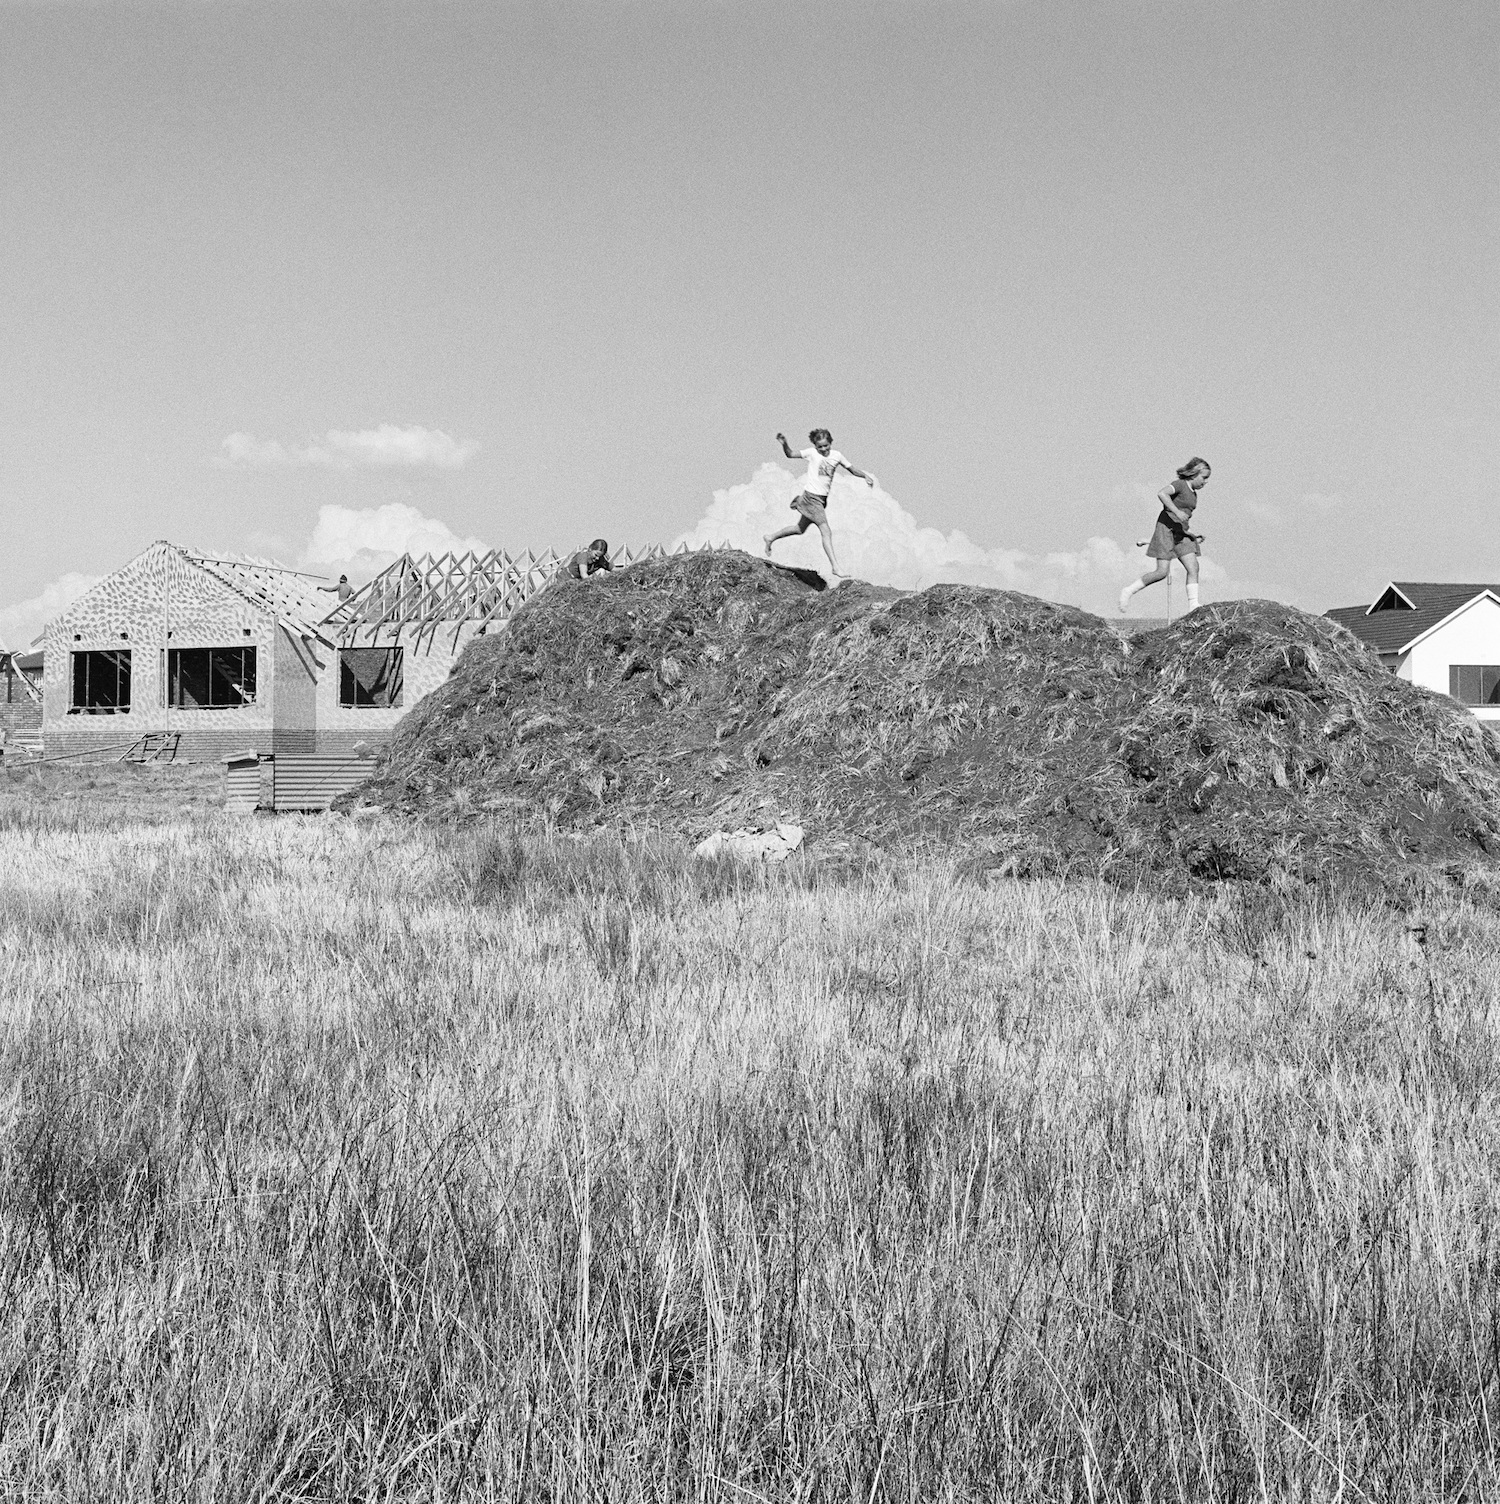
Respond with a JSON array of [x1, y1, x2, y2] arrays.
[[1326, 582, 1500, 721]]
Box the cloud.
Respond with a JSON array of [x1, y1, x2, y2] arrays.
[[298, 502, 490, 584], [217, 424, 478, 471], [674, 464, 1202, 614], [0, 504, 492, 651], [0, 571, 100, 650], [218, 433, 294, 467]]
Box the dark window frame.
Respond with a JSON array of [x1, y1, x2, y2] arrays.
[[1448, 665, 1500, 706], [168, 646, 258, 710], [70, 649, 132, 714], [339, 647, 404, 709]]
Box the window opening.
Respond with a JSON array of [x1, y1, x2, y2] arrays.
[[1370, 586, 1415, 612], [70, 650, 132, 714], [339, 647, 404, 708], [168, 647, 257, 709], [1448, 666, 1500, 707]]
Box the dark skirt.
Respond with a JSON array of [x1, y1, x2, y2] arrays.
[[1146, 512, 1199, 560]]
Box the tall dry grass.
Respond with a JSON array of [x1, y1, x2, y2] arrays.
[[0, 806, 1498, 1500]]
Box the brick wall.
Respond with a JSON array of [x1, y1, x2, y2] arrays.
[[44, 543, 277, 758], [0, 703, 41, 736]]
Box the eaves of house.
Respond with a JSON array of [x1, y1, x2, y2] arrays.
[[1325, 581, 1500, 655]]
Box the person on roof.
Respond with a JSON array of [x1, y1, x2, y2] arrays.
[[1119, 457, 1212, 615], [763, 429, 876, 581], [561, 539, 613, 580], [317, 574, 354, 603]]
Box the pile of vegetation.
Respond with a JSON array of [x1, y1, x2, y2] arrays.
[[357, 549, 1500, 890]]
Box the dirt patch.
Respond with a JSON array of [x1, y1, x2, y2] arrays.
[[353, 550, 1500, 892]]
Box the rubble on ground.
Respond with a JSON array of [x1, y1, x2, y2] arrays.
[[694, 823, 804, 863]]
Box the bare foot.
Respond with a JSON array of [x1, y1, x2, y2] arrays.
[[763, 536, 773, 558]]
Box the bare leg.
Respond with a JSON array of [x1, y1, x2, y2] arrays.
[[763, 522, 805, 556], [1119, 560, 1171, 613], [814, 519, 841, 577]]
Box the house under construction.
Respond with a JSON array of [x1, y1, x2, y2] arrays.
[[41, 540, 688, 759]]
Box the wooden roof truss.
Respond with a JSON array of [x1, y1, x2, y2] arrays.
[[183, 550, 335, 645], [325, 542, 710, 652]]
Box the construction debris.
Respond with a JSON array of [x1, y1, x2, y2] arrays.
[[694, 823, 805, 862]]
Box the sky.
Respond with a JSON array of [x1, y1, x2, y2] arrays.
[[2, 0, 1497, 645]]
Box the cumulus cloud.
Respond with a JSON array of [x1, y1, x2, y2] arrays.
[[298, 502, 491, 584], [0, 571, 100, 650], [217, 424, 478, 471], [673, 464, 1201, 614], [0, 504, 492, 651]]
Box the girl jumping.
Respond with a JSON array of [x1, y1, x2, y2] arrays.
[[764, 429, 876, 579], [1119, 457, 1212, 614]]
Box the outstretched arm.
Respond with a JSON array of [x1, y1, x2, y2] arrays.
[[776, 432, 799, 460], [841, 461, 877, 488]]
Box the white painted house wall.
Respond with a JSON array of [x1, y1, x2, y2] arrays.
[[1398, 592, 1500, 722]]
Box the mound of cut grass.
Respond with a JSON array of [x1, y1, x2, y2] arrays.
[[357, 549, 1500, 890]]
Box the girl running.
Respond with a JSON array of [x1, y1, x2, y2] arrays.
[[1119, 457, 1212, 614]]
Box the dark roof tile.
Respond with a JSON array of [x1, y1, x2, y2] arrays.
[[1325, 584, 1500, 654]]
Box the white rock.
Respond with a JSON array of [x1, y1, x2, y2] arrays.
[[694, 823, 804, 863]]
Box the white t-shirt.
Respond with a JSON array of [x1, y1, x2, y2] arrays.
[[800, 446, 848, 497]]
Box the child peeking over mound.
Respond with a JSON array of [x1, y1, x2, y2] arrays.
[[764, 429, 876, 581], [562, 539, 613, 580], [1119, 458, 1212, 614]]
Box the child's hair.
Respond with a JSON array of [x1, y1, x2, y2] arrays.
[[589, 538, 609, 552], [808, 428, 832, 445], [1177, 457, 1211, 479]]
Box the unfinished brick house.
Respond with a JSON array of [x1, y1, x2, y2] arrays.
[[42, 540, 681, 760], [42, 543, 340, 760]]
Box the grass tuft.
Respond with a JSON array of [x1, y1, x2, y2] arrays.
[[1, 807, 1498, 1497]]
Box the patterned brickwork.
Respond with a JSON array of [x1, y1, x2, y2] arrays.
[[43, 543, 279, 757]]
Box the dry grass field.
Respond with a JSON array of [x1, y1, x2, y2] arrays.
[[1, 772, 1499, 1499]]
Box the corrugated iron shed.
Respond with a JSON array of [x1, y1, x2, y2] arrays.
[[271, 754, 375, 811]]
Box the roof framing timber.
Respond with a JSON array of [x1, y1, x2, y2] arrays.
[[324, 543, 721, 649]]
